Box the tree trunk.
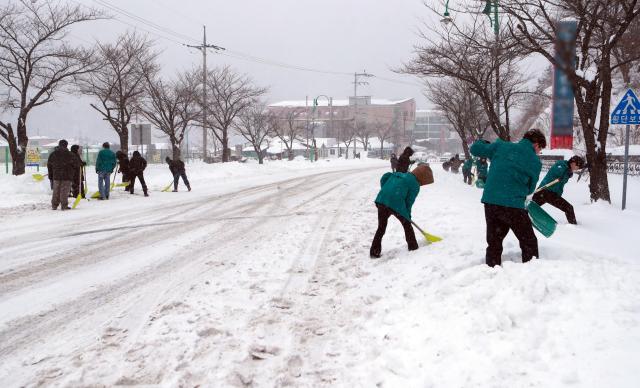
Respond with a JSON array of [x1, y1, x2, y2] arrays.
[[256, 148, 264, 164], [380, 142, 384, 159], [222, 130, 230, 162], [172, 142, 181, 160], [288, 148, 294, 160], [10, 117, 29, 175], [7, 129, 26, 176], [118, 130, 129, 154], [461, 139, 470, 159], [313, 139, 318, 161]]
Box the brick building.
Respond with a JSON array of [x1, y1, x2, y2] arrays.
[[268, 96, 416, 151]]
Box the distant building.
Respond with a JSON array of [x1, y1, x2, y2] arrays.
[[268, 96, 416, 151], [412, 110, 462, 155]]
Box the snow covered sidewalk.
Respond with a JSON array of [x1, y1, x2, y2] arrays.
[[0, 160, 639, 387]]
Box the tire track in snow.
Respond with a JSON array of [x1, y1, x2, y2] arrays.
[[0, 168, 380, 386]]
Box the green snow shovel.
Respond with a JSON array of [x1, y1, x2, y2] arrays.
[[411, 220, 443, 244], [526, 178, 560, 238]]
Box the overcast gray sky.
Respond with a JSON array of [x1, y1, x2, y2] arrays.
[[18, 0, 446, 143]]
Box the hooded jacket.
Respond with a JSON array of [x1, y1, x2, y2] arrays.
[[374, 164, 433, 221], [538, 160, 572, 196], [396, 147, 414, 173], [129, 151, 147, 174], [470, 138, 541, 209]]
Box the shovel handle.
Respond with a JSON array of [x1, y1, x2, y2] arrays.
[[410, 220, 426, 234], [534, 178, 560, 194]]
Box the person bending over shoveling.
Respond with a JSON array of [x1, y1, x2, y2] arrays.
[[370, 163, 434, 259], [532, 155, 585, 225], [470, 129, 545, 267]]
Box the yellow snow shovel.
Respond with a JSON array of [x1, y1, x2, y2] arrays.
[[32, 173, 47, 181], [161, 180, 174, 192], [411, 220, 443, 244]]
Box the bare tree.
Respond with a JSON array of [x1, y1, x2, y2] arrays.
[[355, 120, 373, 151], [514, 66, 553, 139], [233, 103, 273, 164], [374, 120, 395, 159], [426, 77, 487, 158], [612, 14, 640, 90], [139, 69, 199, 160], [340, 120, 357, 159], [272, 108, 305, 160], [81, 32, 158, 154], [501, 0, 640, 202], [204, 66, 267, 162], [401, 12, 529, 141], [0, 0, 103, 175]]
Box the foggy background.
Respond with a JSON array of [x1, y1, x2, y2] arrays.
[[16, 0, 442, 145]]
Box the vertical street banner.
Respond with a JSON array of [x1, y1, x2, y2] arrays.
[[550, 20, 577, 150]]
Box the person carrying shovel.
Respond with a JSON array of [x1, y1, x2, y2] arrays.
[[470, 129, 546, 267], [532, 155, 585, 225], [369, 163, 434, 259]]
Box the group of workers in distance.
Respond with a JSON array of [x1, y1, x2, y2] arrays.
[[47, 140, 191, 210], [371, 129, 586, 267]]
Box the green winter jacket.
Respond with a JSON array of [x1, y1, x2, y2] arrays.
[[476, 160, 488, 179], [470, 138, 542, 209], [538, 160, 572, 196], [462, 158, 473, 172], [96, 148, 117, 173], [374, 172, 420, 221]]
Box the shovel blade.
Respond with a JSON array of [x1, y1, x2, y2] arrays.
[[526, 200, 557, 238], [72, 194, 82, 209], [423, 232, 443, 244]]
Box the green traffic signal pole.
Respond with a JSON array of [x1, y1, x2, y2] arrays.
[[444, 1, 501, 134]]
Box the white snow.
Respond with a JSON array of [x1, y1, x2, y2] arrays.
[[0, 159, 639, 387]]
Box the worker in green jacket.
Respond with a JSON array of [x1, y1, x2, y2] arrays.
[[95, 142, 117, 200], [462, 157, 474, 185], [476, 157, 488, 183], [370, 163, 434, 259], [532, 156, 585, 224], [470, 129, 546, 267]]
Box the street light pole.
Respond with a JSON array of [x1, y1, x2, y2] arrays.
[[353, 71, 374, 157], [443, 1, 501, 136]]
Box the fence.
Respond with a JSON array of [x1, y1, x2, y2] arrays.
[[540, 154, 640, 176], [1, 145, 200, 175]]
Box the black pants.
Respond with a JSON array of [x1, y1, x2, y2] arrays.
[[484, 203, 538, 267], [532, 189, 577, 224], [122, 171, 131, 191], [129, 172, 148, 194], [370, 203, 418, 256], [463, 170, 473, 185], [71, 174, 85, 198], [173, 171, 191, 190]]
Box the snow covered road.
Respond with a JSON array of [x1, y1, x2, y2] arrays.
[[0, 165, 385, 386], [1, 160, 639, 387]]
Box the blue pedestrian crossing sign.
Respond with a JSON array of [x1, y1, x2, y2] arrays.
[[611, 89, 640, 125]]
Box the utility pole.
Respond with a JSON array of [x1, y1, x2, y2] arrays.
[[353, 71, 374, 157], [186, 26, 224, 162]]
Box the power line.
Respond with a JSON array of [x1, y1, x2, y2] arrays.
[[68, 0, 425, 89], [92, 0, 199, 44]]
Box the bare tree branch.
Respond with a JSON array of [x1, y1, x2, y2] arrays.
[[0, 0, 105, 175]]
